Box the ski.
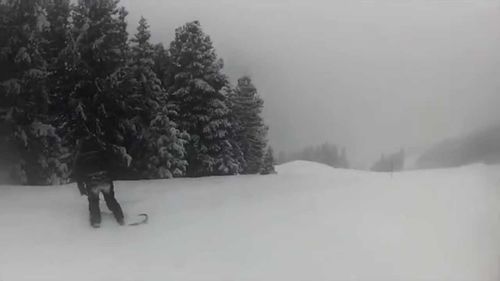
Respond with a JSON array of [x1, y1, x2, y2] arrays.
[[128, 213, 148, 226]]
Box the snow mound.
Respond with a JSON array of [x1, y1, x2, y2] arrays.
[[277, 160, 339, 174], [1, 162, 500, 281]]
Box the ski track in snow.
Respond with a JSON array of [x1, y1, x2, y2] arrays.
[[1, 161, 500, 281]]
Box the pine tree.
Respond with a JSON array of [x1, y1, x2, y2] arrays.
[[151, 43, 171, 89], [45, 0, 71, 104], [0, 0, 67, 184], [168, 21, 240, 177], [44, 0, 70, 62], [121, 17, 188, 179], [146, 105, 189, 178], [44, 0, 73, 182], [222, 84, 245, 173], [260, 146, 276, 175], [229, 76, 268, 174], [62, 0, 132, 178]]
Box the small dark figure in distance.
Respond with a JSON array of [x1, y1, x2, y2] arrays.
[[73, 135, 125, 228]]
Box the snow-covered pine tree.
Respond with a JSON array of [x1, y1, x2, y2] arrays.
[[62, 0, 132, 178], [151, 43, 171, 90], [44, 0, 70, 63], [121, 17, 188, 179], [260, 146, 276, 175], [45, 0, 71, 107], [44, 0, 73, 183], [168, 21, 241, 177], [229, 76, 268, 174], [0, 0, 67, 184], [0, 1, 13, 172], [222, 84, 245, 173], [147, 105, 189, 178]]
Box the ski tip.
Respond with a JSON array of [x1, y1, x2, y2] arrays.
[[138, 213, 149, 223], [129, 213, 149, 226]]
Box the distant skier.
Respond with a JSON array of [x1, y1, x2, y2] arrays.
[[73, 135, 125, 228]]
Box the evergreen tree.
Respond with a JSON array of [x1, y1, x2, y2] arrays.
[[260, 146, 276, 175], [223, 84, 245, 173], [151, 43, 171, 89], [62, 0, 132, 178], [44, 0, 70, 62], [45, 0, 71, 106], [45, 0, 73, 182], [0, 0, 67, 184], [121, 17, 188, 179], [146, 105, 189, 178], [229, 76, 268, 174], [168, 21, 240, 176]]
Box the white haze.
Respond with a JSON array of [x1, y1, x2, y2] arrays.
[[121, 0, 500, 168]]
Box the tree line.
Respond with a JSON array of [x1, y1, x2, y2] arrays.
[[0, 0, 275, 185], [370, 149, 405, 172]]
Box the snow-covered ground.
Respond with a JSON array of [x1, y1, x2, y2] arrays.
[[1, 161, 500, 281]]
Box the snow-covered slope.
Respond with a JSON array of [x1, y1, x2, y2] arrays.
[[1, 161, 500, 281]]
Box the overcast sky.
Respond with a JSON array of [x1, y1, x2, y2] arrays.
[[121, 0, 500, 168]]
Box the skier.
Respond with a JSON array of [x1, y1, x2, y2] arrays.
[[73, 135, 125, 228]]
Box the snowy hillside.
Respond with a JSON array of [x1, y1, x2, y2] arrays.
[[1, 161, 500, 281]]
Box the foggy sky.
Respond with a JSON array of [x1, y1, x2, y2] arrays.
[[121, 0, 500, 168]]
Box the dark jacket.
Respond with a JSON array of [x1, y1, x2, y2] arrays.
[[73, 137, 113, 193]]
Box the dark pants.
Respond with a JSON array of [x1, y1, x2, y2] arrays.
[[87, 181, 124, 226]]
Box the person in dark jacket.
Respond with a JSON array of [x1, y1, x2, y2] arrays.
[[73, 135, 124, 228]]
